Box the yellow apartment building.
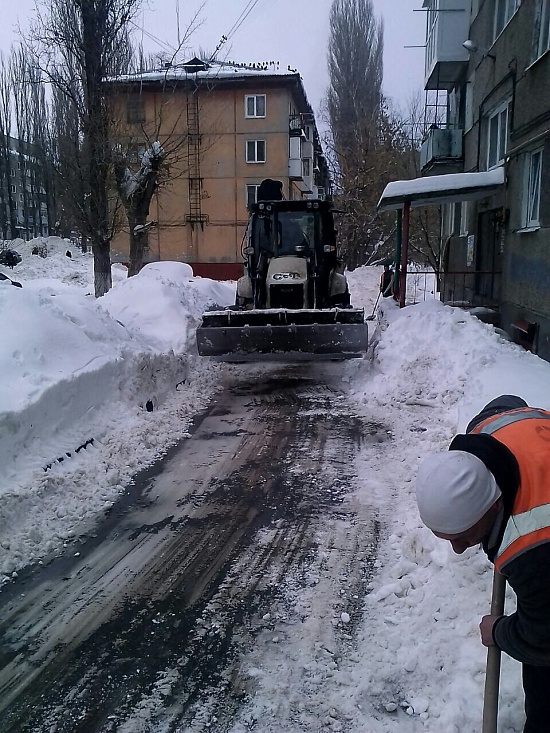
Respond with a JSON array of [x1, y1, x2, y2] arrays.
[[109, 58, 331, 279]]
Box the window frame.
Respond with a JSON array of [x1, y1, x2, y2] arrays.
[[494, 0, 521, 40], [459, 201, 470, 236], [522, 148, 543, 228], [245, 94, 266, 119], [425, 1, 438, 72], [246, 184, 260, 207], [245, 139, 266, 164], [486, 99, 511, 169], [536, 0, 550, 58]]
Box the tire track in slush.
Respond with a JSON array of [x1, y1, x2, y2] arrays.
[[0, 369, 385, 732]]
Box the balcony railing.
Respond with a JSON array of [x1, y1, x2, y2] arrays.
[[288, 158, 303, 180], [420, 127, 463, 170]]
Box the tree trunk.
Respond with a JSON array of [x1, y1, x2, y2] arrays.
[[127, 213, 149, 277], [92, 241, 112, 297]]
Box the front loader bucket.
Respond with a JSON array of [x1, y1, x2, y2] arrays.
[[196, 308, 368, 361]]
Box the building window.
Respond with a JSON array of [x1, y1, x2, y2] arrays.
[[19, 193, 23, 202], [486, 100, 510, 168], [537, 0, 550, 57], [246, 184, 259, 207], [126, 96, 145, 124], [246, 140, 266, 163], [10, 168, 15, 177], [10, 184, 16, 193], [302, 158, 311, 178], [245, 95, 266, 118], [523, 149, 543, 227], [425, 1, 438, 71], [494, 0, 521, 39]]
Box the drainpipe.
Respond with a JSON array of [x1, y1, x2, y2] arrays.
[[399, 201, 411, 308]]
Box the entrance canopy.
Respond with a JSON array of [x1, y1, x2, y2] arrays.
[[377, 167, 505, 211]]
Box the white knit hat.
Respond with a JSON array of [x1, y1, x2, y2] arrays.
[[415, 451, 501, 534]]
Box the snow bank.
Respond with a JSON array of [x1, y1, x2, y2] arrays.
[[0, 241, 234, 574]]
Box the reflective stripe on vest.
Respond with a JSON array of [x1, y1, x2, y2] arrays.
[[498, 503, 550, 558], [474, 408, 550, 435], [470, 407, 550, 571]]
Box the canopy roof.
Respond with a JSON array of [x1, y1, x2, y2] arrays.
[[377, 167, 505, 211]]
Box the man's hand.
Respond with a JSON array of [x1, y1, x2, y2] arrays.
[[480, 614, 501, 646]]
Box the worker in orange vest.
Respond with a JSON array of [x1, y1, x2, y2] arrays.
[[415, 395, 550, 733]]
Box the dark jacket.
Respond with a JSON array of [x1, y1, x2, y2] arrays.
[[449, 395, 550, 666]]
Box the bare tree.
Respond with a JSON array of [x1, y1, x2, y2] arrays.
[[388, 93, 442, 275], [113, 141, 166, 276], [0, 53, 16, 240], [326, 0, 390, 267], [50, 84, 87, 239], [109, 8, 211, 277], [326, 1, 439, 272], [327, 0, 383, 162], [27, 0, 141, 296]]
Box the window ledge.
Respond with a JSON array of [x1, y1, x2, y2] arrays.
[[525, 48, 550, 73], [514, 225, 540, 234]]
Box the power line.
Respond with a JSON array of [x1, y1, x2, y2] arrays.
[[212, 0, 263, 58], [226, 0, 259, 40], [129, 19, 179, 57], [131, 1, 265, 65]]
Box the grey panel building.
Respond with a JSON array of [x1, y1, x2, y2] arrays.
[[420, 0, 550, 359]]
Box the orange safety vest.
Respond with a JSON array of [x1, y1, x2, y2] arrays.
[[471, 407, 550, 571]]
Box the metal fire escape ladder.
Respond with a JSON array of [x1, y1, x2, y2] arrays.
[[186, 89, 207, 228]]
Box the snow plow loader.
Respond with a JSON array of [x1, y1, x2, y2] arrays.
[[196, 180, 368, 361]]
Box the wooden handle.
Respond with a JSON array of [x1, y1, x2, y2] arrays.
[[481, 571, 506, 733]]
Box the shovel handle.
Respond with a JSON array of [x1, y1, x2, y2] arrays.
[[482, 570, 506, 733]]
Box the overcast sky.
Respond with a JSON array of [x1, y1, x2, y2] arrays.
[[1, 0, 426, 117]]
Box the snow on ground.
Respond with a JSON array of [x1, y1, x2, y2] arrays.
[[0, 238, 234, 575], [2, 238, 550, 731]]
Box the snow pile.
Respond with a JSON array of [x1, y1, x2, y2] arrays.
[[2, 239, 550, 731], [0, 242, 234, 574], [101, 261, 233, 353]]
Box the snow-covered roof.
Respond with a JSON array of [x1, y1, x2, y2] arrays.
[[112, 58, 301, 85], [377, 167, 505, 211]]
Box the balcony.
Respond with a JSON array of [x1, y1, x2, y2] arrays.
[[420, 127, 463, 173], [424, 0, 469, 90], [289, 114, 306, 138], [288, 158, 303, 180], [301, 140, 314, 160], [289, 113, 314, 138]]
